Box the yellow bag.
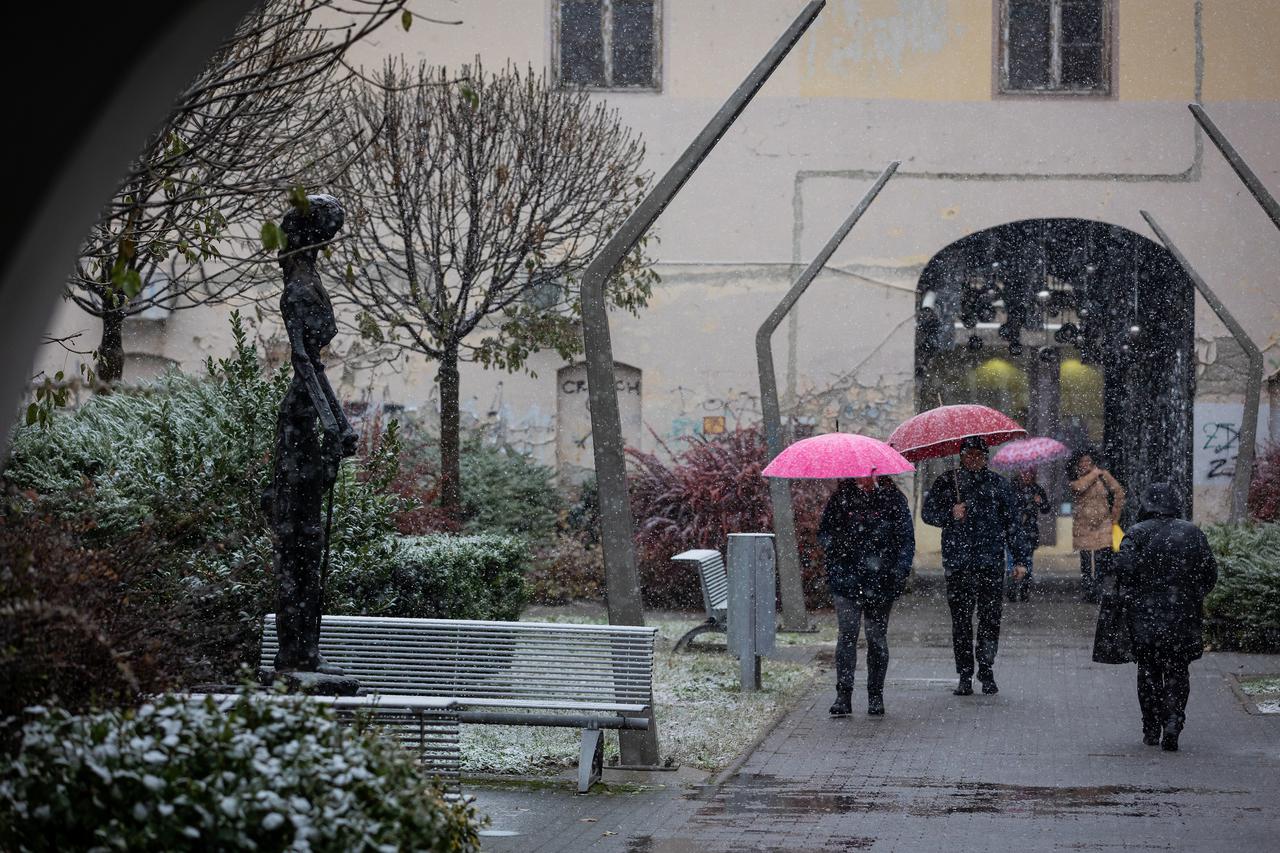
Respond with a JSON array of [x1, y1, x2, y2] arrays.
[[1111, 523, 1124, 552]]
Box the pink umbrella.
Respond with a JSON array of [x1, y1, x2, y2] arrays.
[[991, 436, 1070, 470], [762, 433, 915, 479], [887, 404, 1025, 462]]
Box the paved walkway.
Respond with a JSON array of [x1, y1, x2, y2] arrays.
[[473, 592, 1280, 852]]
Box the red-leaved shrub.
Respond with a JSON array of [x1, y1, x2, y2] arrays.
[[0, 511, 207, 721], [1248, 442, 1280, 522], [356, 412, 461, 535], [626, 427, 833, 610]]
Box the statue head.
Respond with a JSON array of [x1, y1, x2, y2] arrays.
[[280, 193, 345, 263]]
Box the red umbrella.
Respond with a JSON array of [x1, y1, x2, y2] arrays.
[[761, 432, 914, 479], [888, 404, 1025, 462], [991, 436, 1070, 471]]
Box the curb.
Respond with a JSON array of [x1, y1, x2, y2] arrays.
[[701, 667, 826, 794]]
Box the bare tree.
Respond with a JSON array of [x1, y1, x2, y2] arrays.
[[67, 0, 429, 382], [334, 59, 657, 515]]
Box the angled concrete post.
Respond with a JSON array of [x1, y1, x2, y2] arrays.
[[757, 163, 898, 631], [1190, 104, 1280, 227], [1141, 211, 1262, 523], [578, 0, 827, 766]]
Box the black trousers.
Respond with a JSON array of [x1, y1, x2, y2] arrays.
[[1135, 653, 1192, 734], [945, 565, 1004, 678], [833, 593, 892, 697], [1080, 548, 1114, 598]]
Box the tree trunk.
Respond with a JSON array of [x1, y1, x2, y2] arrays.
[[437, 348, 462, 518], [97, 308, 125, 383]]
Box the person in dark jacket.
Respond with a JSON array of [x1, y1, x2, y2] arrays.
[[922, 436, 1030, 696], [1006, 468, 1051, 602], [1115, 482, 1217, 752], [818, 475, 915, 717]]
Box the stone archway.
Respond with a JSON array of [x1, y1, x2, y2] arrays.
[[914, 218, 1196, 526]]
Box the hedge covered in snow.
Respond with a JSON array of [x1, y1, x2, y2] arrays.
[[0, 691, 481, 852]]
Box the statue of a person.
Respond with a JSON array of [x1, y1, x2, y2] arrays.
[[265, 193, 357, 674]]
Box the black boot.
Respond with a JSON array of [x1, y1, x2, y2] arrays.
[[867, 693, 885, 716], [1143, 725, 1161, 747], [978, 668, 998, 695], [953, 676, 973, 696], [1161, 729, 1179, 752], [829, 691, 852, 717]]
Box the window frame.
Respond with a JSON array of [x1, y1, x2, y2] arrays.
[[551, 0, 663, 93], [995, 0, 1115, 97]]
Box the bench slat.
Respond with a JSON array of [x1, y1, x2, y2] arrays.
[[260, 615, 655, 713], [672, 549, 729, 619]]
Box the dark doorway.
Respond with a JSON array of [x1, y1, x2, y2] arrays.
[[915, 218, 1195, 532]]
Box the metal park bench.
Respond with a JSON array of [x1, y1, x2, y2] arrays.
[[259, 614, 658, 792], [670, 549, 729, 652]]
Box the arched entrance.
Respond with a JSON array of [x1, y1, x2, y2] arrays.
[[915, 218, 1195, 538]]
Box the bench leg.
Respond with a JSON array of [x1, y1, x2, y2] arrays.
[[673, 618, 720, 653], [577, 727, 604, 793]]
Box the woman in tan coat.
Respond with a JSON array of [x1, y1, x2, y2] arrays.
[[1070, 449, 1125, 603]]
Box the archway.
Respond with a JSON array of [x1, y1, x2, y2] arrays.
[[914, 218, 1196, 535]]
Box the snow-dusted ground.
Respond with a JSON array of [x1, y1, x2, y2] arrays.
[[459, 612, 827, 775], [1238, 674, 1280, 714]]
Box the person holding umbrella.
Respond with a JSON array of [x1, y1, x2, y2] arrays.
[[991, 437, 1070, 602], [1006, 468, 1051, 602], [817, 475, 915, 717], [761, 432, 915, 718], [921, 436, 1030, 696]]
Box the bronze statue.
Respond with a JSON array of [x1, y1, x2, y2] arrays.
[[266, 193, 357, 676]]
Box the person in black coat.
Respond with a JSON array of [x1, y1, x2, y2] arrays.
[[818, 475, 915, 717], [1115, 482, 1218, 752], [922, 436, 1030, 696], [1006, 469, 1051, 602]]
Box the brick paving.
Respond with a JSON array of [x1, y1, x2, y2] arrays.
[[473, 591, 1280, 852]]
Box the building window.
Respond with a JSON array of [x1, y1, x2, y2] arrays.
[[555, 0, 661, 91], [999, 0, 1110, 95]]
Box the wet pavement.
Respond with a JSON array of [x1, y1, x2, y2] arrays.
[[472, 591, 1280, 852]]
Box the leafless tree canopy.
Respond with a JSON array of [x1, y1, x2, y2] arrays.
[[333, 58, 657, 511], [67, 0, 413, 381], [336, 58, 655, 369]]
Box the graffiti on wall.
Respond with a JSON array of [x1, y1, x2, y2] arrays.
[[665, 384, 763, 440], [1193, 402, 1270, 485]]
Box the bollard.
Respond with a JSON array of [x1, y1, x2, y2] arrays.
[[726, 533, 777, 692]]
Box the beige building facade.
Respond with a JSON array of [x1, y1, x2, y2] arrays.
[[36, 1, 1280, 561]]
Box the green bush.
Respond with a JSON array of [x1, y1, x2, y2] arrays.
[[2, 313, 410, 682], [393, 422, 563, 541], [526, 535, 605, 605], [457, 443, 562, 541], [0, 691, 481, 852], [328, 534, 529, 622], [1204, 523, 1280, 652]]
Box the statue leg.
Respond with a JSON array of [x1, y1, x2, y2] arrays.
[[271, 382, 326, 672]]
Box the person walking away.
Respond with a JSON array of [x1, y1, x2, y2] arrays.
[[1069, 449, 1125, 603], [922, 437, 1030, 696], [1115, 482, 1217, 752], [818, 475, 915, 717], [1007, 468, 1051, 602]]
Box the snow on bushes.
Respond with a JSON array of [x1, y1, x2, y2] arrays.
[[0, 691, 481, 852]]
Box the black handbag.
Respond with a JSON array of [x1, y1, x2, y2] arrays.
[[1092, 577, 1134, 664]]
